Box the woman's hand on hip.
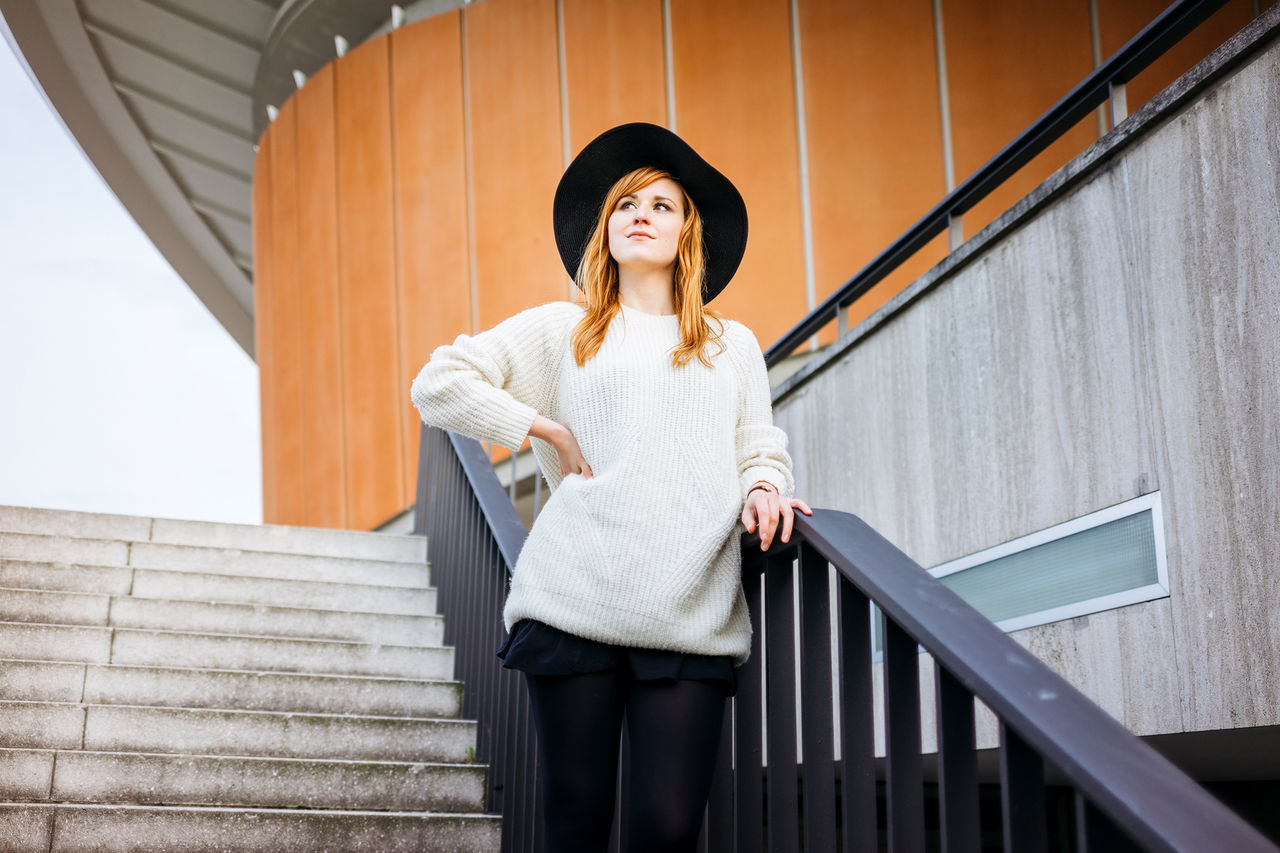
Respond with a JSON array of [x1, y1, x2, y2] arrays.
[[742, 487, 812, 551], [529, 415, 593, 478]]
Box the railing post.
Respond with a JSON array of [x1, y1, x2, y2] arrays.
[[1000, 723, 1047, 853], [799, 543, 838, 851], [838, 578, 877, 853], [764, 545, 801, 853], [936, 666, 980, 853], [883, 616, 924, 851], [735, 549, 766, 853]]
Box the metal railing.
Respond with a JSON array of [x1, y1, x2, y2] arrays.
[[764, 0, 1229, 368], [718, 511, 1277, 852], [414, 425, 1276, 851], [413, 424, 541, 853]]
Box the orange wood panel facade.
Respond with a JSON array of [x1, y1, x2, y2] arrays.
[[334, 37, 406, 530], [943, 0, 1097, 237], [390, 12, 473, 503], [1099, 0, 1253, 115], [669, 0, 807, 345], [464, 0, 567, 330], [798, 0, 949, 331], [252, 0, 1259, 527], [267, 102, 305, 524], [295, 64, 349, 529], [561, 0, 668, 154]]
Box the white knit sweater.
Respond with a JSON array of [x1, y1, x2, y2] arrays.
[[409, 300, 794, 663]]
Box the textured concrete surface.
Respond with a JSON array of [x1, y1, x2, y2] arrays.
[[50, 750, 486, 812], [0, 588, 111, 626], [0, 506, 152, 542], [127, 542, 429, 587], [0, 805, 501, 852], [0, 622, 111, 664], [0, 533, 128, 567], [107, 628, 452, 679], [0, 660, 85, 703], [0, 560, 133, 594], [82, 704, 475, 762], [0, 507, 490, 850], [128, 568, 436, 615], [81, 664, 461, 718], [149, 517, 427, 563], [0, 702, 84, 749], [105, 597, 444, 646], [0, 747, 54, 799], [774, 22, 1280, 737], [0, 505, 428, 564]]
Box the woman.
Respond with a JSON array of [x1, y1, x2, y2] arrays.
[[411, 122, 810, 852]]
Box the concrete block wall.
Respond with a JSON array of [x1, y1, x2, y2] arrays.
[[772, 10, 1280, 746]]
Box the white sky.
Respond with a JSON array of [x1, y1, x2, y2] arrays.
[[0, 35, 262, 524]]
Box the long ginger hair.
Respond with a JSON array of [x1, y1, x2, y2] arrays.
[[570, 167, 725, 368]]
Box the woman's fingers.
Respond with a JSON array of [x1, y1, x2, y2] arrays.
[[780, 499, 795, 544]]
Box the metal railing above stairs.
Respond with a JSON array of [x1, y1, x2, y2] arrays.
[[414, 423, 1276, 852], [764, 0, 1231, 367]]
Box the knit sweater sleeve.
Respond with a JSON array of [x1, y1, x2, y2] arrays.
[[728, 321, 795, 502], [410, 301, 581, 450]]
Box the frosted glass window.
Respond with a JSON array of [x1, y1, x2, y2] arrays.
[[938, 510, 1158, 624], [872, 494, 1168, 649]]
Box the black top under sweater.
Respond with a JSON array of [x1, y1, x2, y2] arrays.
[[497, 619, 738, 697]]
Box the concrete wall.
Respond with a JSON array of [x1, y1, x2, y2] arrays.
[[773, 12, 1280, 740]]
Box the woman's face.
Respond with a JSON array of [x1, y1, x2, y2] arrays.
[[606, 177, 684, 274]]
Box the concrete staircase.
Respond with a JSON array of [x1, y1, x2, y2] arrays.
[[0, 506, 500, 852]]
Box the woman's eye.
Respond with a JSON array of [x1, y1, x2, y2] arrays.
[[619, 201, 636, 210], [654, 202, 670, 211]]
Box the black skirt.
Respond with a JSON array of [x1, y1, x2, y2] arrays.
[[497, 619, 738, 697]]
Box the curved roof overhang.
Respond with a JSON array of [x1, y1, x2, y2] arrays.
[[0, 0, 466, 359]]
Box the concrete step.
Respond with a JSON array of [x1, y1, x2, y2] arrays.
[[0, 747, 487, 812], [128, 541, 429, 587], [0, 588, 444, 645], [0, 622, 453, 679], [0, 560, 132, 594], [0, 803, 501, 852], [130, 567, 437, 615], [0, 561, 438, 615], [0, 532, 128, 568], [0, 659, 463, 718], [0, 505, 428, 563], [0, 532, 430, 587], [0, 701, 476, 762]]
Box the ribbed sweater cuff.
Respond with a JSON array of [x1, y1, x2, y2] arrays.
[[487, 401, 539, 451], [740, 466, 792, 501]]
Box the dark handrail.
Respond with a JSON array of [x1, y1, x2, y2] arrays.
[[764, 0, 1227, 367], [739, 509, 1277, 851]]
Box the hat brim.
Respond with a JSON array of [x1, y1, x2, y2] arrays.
[[553, 123, 747, 304]]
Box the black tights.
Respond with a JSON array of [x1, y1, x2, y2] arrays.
[[524, 670, 727, 853]]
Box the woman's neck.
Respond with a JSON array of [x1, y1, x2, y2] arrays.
[[617, 267, 676, 315]]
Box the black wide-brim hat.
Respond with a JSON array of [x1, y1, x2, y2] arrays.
[[553, 122, 748, 303]]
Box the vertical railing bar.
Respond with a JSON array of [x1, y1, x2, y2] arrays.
[[736, 551, 766, 853], [883, 615, 925, 852], [1000, 722, 1047, 853], [838, 580, 877, 853], [705, 697, 735, 850], [799, 542, 839, 851], [765, 546, 801, 852], [936, 665, 980, 853]]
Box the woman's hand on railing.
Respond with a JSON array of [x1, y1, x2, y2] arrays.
[[529, 414, 593, 478], [741, 486, 812, 551]]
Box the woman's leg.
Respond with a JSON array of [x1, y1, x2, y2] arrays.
[[524, 670, 627, 853], [623, 679, 727, 853]]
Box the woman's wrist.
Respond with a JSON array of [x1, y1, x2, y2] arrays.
[[747, 480, 778, 498]]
